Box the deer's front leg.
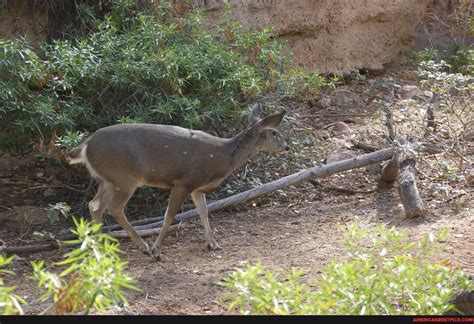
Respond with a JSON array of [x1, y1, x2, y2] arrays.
[[191, 191, 221, 251]]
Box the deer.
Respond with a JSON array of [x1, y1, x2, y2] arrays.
[[68, 103, 288, 260]]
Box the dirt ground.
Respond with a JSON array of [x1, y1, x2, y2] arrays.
[[0, 65, 472, 315]]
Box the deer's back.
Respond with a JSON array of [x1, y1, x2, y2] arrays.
[[86, 124, 233, 189]]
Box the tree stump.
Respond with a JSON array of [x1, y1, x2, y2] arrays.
[[397, 143, 427, 218]]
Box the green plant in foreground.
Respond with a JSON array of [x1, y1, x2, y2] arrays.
[[221, 224, 472, 315], [0, 255, 26, 315], [30, 217, 138, 315]]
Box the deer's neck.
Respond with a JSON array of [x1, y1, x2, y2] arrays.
[[227, 128, 260, 172]]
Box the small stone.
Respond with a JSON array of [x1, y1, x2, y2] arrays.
[[330, 121, 352, 133], [398, 85, 420, 99]]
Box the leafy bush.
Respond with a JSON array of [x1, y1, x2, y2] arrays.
[[408, 46, 473, 76], [416, 59, 472, 97], [0, 0, 324, 151], [220, 224, 472, 315], [0, 255, 26, 315], [30, 217, 138, 315]]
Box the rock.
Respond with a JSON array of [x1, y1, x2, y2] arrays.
[[398, 85, 420, 99], [330, 122, 352, 133], [326, 149, 355, 164]]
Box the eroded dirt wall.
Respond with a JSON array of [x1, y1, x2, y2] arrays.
[[196, 0, 432, 73]]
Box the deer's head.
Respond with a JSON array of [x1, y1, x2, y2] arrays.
[[248, 103, 289, 154]]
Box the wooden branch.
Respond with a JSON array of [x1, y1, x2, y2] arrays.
[[383, 106, 396, 141], [0, 225, 178, 255], [108, 224, 178, 239], [0, 242, 61, 254], [397, 142, 427, 218]]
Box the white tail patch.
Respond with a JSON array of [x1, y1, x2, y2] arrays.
[[68, 144, 88, 164], [69, 144, 101, 179]]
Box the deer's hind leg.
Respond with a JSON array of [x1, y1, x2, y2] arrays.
[[107, 182, 150, 255], [89, 181, 114, 224]]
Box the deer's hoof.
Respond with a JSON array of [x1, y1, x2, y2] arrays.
[[207, 241, 222, 251], [150, 247, 162, 261], [139, 243, 150, 255]]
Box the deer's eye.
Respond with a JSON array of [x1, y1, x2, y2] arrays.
[[271, 130, 277, 136]]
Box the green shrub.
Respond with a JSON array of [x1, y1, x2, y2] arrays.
[[0, 255, 26, 315], [30, 217, 138, 315], [0, 0, 324, 151], [407, 46, 473, 76], [220, 224, 472, 315], [407, 48, 440, 65]]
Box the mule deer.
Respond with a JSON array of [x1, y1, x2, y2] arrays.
[[68, 103, 288, 260]]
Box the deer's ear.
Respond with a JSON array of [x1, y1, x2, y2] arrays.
[[249, 103, 263, 125], [256, 109, 286, 130]]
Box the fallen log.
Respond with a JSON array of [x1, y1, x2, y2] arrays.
[[0, 224, 178, 255]]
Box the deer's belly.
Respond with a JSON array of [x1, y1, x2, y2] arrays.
[[142, 178, 173, 189], [196, 177, 225, 193]]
